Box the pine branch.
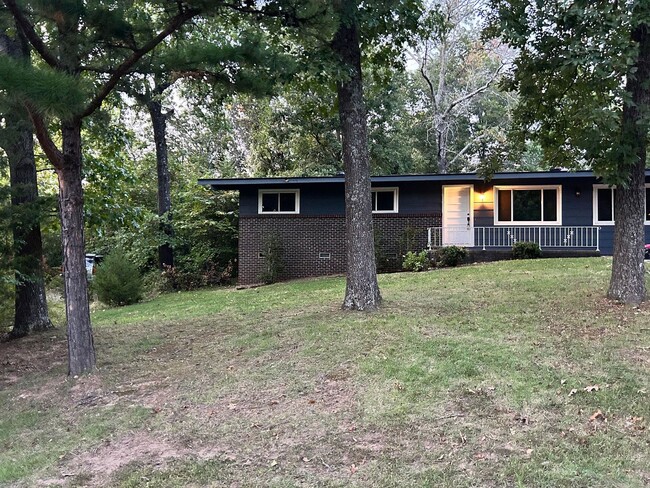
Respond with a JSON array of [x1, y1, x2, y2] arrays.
[[79, 7, 200, 119], [26, 105, 64, 170], [3, 0, 60, 69]]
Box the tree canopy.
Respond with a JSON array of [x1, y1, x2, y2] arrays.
[[488, 1, 650, 303], [487, 0, 650, 183]]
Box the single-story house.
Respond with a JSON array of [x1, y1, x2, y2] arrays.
[[199, 169, 650, 285]]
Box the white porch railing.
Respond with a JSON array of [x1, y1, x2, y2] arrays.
[[427, 226, 600, 251]]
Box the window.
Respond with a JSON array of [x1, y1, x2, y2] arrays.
[[372, 188, 398, 213], [258, 190, 300, 214], [494, 186, 561, 225], [593, 185, 616, 224], [593, 184, 650, 224]]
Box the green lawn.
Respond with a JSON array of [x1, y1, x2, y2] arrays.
[[1, 258, 648, 487]]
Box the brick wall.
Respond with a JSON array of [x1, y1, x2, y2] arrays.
[[238, 213, 441, 285]]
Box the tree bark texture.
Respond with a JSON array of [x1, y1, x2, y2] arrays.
[[8, 112, 53, 337], [59, 121, 96, 374], [0, 30, 52, 338], [607, 23, 650, 304], [333, 5, 382, 311], [147, 99, 174, 269]]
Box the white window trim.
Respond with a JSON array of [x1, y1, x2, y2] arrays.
[[371, 187, 399, 214], [258, 189, 300, 214], [592, 184, 616, 225], [493, 185, 562, 226], [593, 184, 650, 225]]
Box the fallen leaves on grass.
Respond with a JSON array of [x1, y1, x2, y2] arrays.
[[589, 410, 606, 422]]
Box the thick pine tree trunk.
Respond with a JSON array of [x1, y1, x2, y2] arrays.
[[607, 23, 650, 305], [59, 121, 96, 375], [147, 99, 174, 269], [1, 30, 52, 337], [8, 113, 53, 338], [333, 4, 381, 311]]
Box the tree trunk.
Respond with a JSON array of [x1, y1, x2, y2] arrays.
[[0, 29, 52, 338], [7, 112, 53, 338], [607, 23, 650, 304], [59, 120, 96, 375], [333, 3, 381, 311], [147, 99, 174, 269], [437, 126, 448, 173]]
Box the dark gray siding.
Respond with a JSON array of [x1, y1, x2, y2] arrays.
[[241, 181, 442, 216], [240, 184, 345, 216], [237, 174, 650, 255]]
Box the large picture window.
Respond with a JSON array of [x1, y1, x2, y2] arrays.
[[593, 184, 650, 224], [258, 190, 300, 214], [371, 188, 398, 213], [494, 186, 561, 225]]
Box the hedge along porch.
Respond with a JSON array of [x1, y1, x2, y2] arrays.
[[199, 170, 650, 285]]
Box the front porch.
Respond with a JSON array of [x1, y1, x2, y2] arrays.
[[427, 226, 601, 252]]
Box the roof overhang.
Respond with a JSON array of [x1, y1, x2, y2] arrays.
[[198, 170, 650, 191]]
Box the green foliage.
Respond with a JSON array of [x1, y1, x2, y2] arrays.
[[0, 56, 86, 118], [436, 246, 468, 267], [94, 250, 143, 306], [487, 0, 650, 183], [167, 187, 239, 279], [259, 234, 283, 284], [402, 250, 430, 272], [82, 109, 143, 232], [512, 241, 542, 260], [0, 177, 57, 331]]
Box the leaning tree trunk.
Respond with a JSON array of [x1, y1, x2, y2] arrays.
[[607, 22, 650, 305], [7, 111, 53, 338], [332, 4, 381, 311], [147, 99, 174, 269], [59, 120, 96, 375], [0, 30, 52, 337]]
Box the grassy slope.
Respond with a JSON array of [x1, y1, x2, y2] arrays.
[[0, 258, 648, 487]]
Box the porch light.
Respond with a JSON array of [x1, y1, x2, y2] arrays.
[[477, 192, 486, 202], [575, 189, 581, 197]]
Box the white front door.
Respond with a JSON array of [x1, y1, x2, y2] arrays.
[[442, 185, 474, 246]]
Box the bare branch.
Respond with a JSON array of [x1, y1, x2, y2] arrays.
[[447, 132, 489, 168], [419, 42, 436, 103], [441, 62, 505, 120], [3, 0, 60, 69]]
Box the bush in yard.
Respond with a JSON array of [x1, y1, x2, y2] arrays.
[[94, 250, 143, 306], [512, 241, 542, 259], [259, 234, 284, 284], [437, 246, 468, 267], [402, 251, 431, 272]]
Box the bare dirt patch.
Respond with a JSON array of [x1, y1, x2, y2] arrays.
[[59, 432, 193, 487], [0, 331, 67, 388]]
